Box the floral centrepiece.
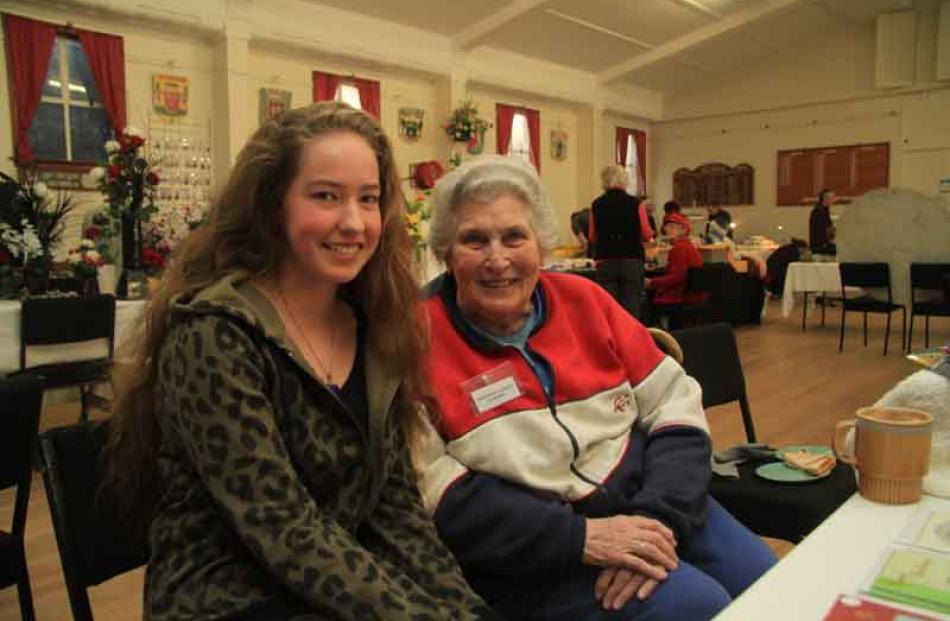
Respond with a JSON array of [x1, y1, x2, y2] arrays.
[[90, 126, 159, 221], [0, 169, 75, 296], [68, 239, 104, 279], [142, 202, 206, 275], [405, 191, 431, 252], [443, 98, 490, 144]]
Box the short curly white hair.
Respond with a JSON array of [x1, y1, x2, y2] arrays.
[[427, 155, 560, 262]]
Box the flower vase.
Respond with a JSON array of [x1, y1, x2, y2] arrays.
[[81, 276, 100, 298], [117, 211, 148, 299], [23, 258, 50, 296], [98, 264, 116, 295]]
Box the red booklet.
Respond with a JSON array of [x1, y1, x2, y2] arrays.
[[823, 595, 943, 620]]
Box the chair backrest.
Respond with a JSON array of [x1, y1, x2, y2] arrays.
[[686, 264, 735, 300], [909, 263, 950, 295], [40, 421, 149, 621], [0, 374, 43, 535], [648, 327, 684, 365], [671, 322, 747, 409], [839, 262, 891, 290], [20, 295, 116, 370]]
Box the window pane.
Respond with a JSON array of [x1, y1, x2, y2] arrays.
[[70, 106, 110, 162], [626, 135, 639, 196], [508, 112, 533, 166], [65, 38, 103, 105], [336, 83, 362, 110], [27, 102, 67, 161], [42, 39, 63, 99]]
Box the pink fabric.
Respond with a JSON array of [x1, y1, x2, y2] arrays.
[[77, 29, 126, 135], [354, 77, 380, 119], [312, 71, 341, 102], [638, 204, 654, 242], [3, 14, 57, 162], [495, 103, 515, 156]]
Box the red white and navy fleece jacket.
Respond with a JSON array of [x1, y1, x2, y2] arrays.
[[418, 271, 712, 599]]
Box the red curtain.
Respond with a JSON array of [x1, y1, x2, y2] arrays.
[[312, 71, 341, 102], [496, 103, 515, 156], [354, 78, 380, 119], [615, 127, 646, 193], [3, 14, 57, 163], [77, 29, 126, 135], [525, 107, 540, 173]]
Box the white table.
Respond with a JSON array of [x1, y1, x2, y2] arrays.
[[715, 493, 950, 620], [781, 262, 842, 318], [0, 299, 146, 373]]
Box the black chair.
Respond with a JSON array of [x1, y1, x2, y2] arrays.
[[908, 263, 950, 350], [837, 263, 906, 356], [0, 375, 43, 621], [671, 323, 756, 443], [671, 323, 856, 542], [657, 264, 734, 329], [40, 421, 149, 621], [17, 295, 116, 422]]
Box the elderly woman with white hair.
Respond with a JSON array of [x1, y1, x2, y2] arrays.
[[417, 155, 775, 621]]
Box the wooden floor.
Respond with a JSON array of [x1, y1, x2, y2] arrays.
[[1, 299, 945, 620]]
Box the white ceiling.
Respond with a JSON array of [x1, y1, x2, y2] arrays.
[[305, 0, 926, 94]]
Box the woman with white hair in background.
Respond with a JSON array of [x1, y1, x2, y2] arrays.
[[587, 165, 654, 318], [416, 155, 775, 620]]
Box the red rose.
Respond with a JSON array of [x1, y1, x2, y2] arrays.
[[83, 226, 101, 239], [108, 164, 122, 179], [142, 247, 166, 269], [147, 172, 160, 185], [128, 135, 145, 149]]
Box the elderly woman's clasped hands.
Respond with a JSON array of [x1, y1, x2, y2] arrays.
[[584, 515, 679, 609]]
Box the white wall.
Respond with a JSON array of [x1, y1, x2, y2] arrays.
[[652, 10, 950, 243]]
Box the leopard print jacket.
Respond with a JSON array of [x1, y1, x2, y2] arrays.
[[145, 273, 496, 620]]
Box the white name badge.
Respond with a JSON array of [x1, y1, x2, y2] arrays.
[[461, 362, 524, 415]]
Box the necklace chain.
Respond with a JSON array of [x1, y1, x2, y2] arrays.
[[276, 286, 340, 386]]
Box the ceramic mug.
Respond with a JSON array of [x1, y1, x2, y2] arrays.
[[833, 406, 932, 504]]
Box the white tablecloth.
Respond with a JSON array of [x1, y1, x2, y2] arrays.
[[781, 262, 842, 317], [0, 299, 146, 373], [715, 494, 950, 620]]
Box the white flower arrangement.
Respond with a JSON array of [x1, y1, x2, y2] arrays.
[[0, 220, 44, 262], [105, 140, 120, 153]]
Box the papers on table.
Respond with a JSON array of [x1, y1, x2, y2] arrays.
[[859, 507, 950, 616]]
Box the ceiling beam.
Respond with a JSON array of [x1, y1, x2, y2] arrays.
[[544, 8, 654, 48], [455, 0, 550, 50], [668, 0, 721, 19], [598, 0, 804, 83]]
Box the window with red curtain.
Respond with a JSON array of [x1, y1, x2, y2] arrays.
[[3, 14, 125, 165], [312, 71, 380, 120], [615, 127, 646, 196], [496, 103, 540, 172]]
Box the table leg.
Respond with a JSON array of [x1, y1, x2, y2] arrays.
[[802, 291, 809, 331]]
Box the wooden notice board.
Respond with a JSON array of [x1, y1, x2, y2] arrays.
[[776, 143, 889, 206]]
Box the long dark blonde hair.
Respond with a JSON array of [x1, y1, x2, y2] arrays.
[[105, 102, 424, 525]]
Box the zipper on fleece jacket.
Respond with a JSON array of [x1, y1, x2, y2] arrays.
[[518, 343, 605, 493]]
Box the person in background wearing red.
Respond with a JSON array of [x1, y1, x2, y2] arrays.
[[646, 213, 705, 322], [588, 166, 654, 318]]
